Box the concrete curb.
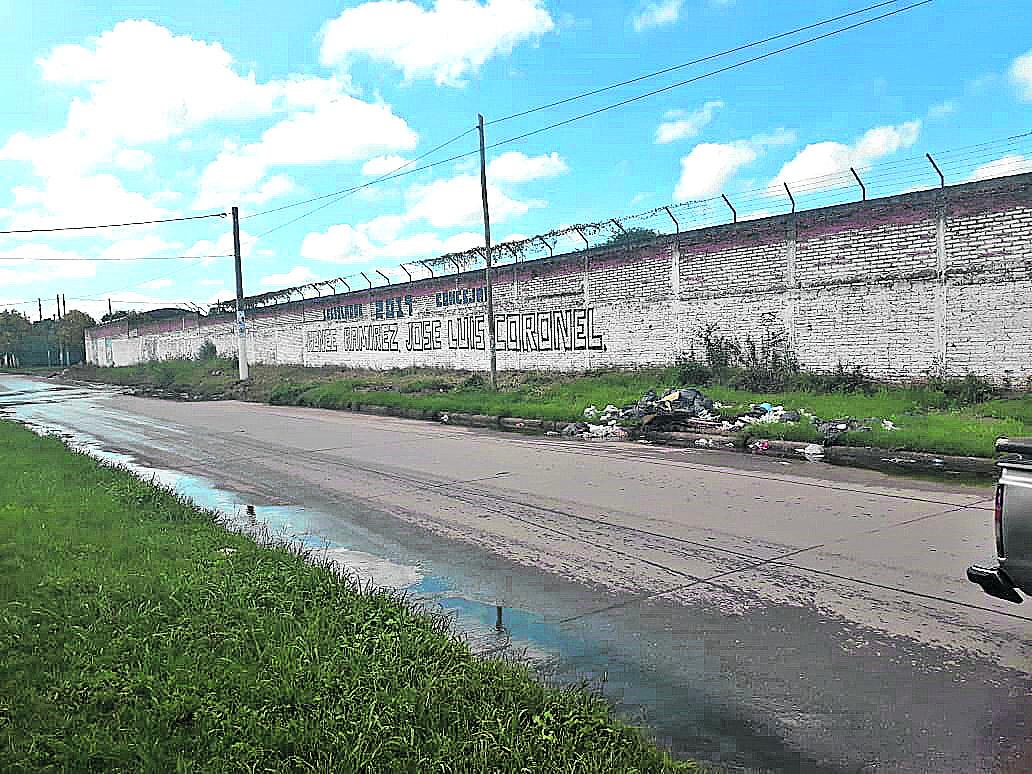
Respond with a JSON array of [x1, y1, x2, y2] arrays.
[[64, 379, 1001, 479], [823, 445, 997, 477], [369, 404, 999, 477]]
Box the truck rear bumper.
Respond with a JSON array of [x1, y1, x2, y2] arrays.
[[967, 564, 1024, 604]]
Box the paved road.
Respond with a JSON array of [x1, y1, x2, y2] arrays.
[[2, 377, 1029, 772]]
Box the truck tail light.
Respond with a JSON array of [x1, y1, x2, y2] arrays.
[[995, 483, 1005, 557]]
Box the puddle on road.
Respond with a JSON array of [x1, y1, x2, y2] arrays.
[[0, 377, 839, 773]]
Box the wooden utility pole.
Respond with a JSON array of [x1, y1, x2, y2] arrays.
[[232, 206, 249, 381], [477, 113, 498, 390]]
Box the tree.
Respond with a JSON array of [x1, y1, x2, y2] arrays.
[[56, 310, 97, 363], [602, 227, 659, 248], [0, 310, 32, 367]]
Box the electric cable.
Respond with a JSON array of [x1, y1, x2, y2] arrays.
[[0, 211, 227, 236], [489, 0, 918, 126]]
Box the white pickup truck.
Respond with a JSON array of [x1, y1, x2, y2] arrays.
[[967, 438, 1032, 603]]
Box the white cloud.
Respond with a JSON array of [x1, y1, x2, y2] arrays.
[[300, 219, 482, 265], [194, 96, 417, 209], [0, 244, 96, 286], [260, 266, 318, 287], [198, 278, 226, 287], [406, 174, 541, 228], [400, 150, 564, 228], [768, 120, 921, 192], [1, 20, 280, 178], [967, 154, 1030, 182], [488, 151, 567, 183], [140, 278, 174, 290], [632, 0, 684, 32], [115, 149, 153, 171], [1010, 50, 1032, 100], [319, 0, 554, 86], [99, 236, 183, 261], [655, 101, 723, 144], [5, 173, 169, 234], [927, 100, 957, 119], [362, 155, 410, 176], [185, 228, 257, 266], [674, 142, 757, 199]]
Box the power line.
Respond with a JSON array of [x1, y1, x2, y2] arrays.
[[0, 211, 227, 236], [484, 0, 934, 153], [242, 128, 477, 222], [0, 253, 232, 262], [236, 0, 932, 237], [488, 0, 915, 126]]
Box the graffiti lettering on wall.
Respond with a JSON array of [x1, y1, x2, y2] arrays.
[[305, 329, 338, 352], [495, 309, 604, 352], [435, 287, 486, 308], [407, 308, 603, 352], [308, 308, 604, 355], [340, 324, 400, 352], [324, 304, 363, 322], [374, 295, 414, 320]]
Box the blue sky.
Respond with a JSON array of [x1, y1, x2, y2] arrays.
[[1, 0, 1029, 320]]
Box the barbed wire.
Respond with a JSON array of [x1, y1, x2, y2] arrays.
[[205, 131, 1030, 315]]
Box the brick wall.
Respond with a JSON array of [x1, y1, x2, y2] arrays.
[[86, 172, 1032, 384]]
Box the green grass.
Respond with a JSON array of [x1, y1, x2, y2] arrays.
[[76, 359, 1032, 458], [0, 419, 695, 773]]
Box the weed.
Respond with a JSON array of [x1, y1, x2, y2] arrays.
[[0, 420, 695, 773], [927, 372, 998, 406], [672, 356, 713, 387], [196, 340, 218, 361]]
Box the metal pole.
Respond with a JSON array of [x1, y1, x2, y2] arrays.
[[55, 294, 61, 320], [721, 194, 737, 223], [610, 218, 627, 234], [477, 113, 498, 391], [376, 269, 391, 285], [232, 205, 249, 381], [535, 236, 553, 256], [663, 206, 679, 233], [419, 260, 435, 278], [850, 167, 866, 201], [784, 182, 796, 213], [108, 298, 113, 317], [926, 153, 945, 188], [61, 294, 66, 318], [38, 298, 42, 322], [574, 228, 589, 250], [401, 264, 412, 283]]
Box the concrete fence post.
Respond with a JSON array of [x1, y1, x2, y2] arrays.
[[785, 213, 799, 352], [933, 191, 949, 375]]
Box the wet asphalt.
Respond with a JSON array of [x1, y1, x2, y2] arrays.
[[1, 376, 1029, 773]]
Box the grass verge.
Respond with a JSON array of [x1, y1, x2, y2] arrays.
[[72, 360, 1032, 458], [0, 419, 695, 772]]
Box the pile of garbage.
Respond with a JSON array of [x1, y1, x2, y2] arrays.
[[565, 386, 901, 443]]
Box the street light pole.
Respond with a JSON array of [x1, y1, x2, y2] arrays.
[[232, 206, 249, 381]]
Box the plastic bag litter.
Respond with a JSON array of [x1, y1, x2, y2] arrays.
[[583, 405, 599, 420], [562, 421, 627, 440], [439, 412, 450, 424], [797, 443, 825, 462], [882, 419, 898, 431]]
